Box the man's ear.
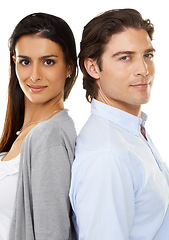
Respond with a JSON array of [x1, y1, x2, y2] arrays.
[[84, 58, 100, 79]]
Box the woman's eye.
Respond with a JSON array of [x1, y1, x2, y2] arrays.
[[20, 60, 30, 66], [44, 59, 55, 65]]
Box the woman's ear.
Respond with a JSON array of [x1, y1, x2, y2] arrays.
[[66, 65, 73, 78], [12, 56, 16, 63], [84, 58, 100, 79]]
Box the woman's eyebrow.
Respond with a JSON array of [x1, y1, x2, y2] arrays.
[[40, 55, 59, 59], [16, 55, 31, 59], [16, 54, 59, 59]]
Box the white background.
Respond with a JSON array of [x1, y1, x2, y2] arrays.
[[0, 0, 168, 164]]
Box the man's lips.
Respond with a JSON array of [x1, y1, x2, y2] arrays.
[[27, 84, 47, 93], [130, 82, 151, 89]]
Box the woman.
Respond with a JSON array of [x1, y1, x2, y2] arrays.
[[0, 12, 77, 240]]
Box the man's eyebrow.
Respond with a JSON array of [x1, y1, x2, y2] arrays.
[[112, 48, 156, 58], [112, 51, 135, 58], [144, 48, 156, 53]]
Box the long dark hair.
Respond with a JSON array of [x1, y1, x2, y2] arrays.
[[0, 12, 77, 153]]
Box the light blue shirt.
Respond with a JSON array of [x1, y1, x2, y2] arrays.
[[70, 99, 169, 240]]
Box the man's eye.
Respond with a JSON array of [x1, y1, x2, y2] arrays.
[[44, 59, 55, 65], [19, 60, 30, 66], [144, 53, 154, 59], [120, 56, 130, 61]]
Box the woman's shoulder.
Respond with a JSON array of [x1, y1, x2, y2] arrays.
[[38, 109, 76, 139], [23, 109, 76, 150]]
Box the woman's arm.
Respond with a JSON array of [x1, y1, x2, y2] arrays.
[[31, 143, 72, 240]]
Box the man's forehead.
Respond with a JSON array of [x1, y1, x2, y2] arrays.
[[104, 28, 154, 53]]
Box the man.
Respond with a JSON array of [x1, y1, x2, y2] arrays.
[[70, 9, 169, 239]]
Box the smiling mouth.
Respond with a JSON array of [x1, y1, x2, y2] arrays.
[[27, 84, 47, 93], [130, 83, 150, 89]]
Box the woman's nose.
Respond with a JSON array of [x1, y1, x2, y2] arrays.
[[30, 64, 41, 82]]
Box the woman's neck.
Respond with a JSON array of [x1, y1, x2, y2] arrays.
[[23, 97, 64, 126]]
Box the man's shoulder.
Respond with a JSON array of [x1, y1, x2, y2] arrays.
[[74, 113, 142, 170], [76, 114, 127, 153]]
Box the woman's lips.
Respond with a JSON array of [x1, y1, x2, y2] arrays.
[[27, 84, 47, 93]]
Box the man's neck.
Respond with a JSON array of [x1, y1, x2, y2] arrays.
[[96, 89, 142, 117]]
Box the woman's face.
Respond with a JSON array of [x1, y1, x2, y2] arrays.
[[13, 35, 70, 106]]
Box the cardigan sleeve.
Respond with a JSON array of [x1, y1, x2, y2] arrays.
[[31, 143, 72, 240]]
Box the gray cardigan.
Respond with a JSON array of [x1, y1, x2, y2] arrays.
[[3, 110, 76, 240]]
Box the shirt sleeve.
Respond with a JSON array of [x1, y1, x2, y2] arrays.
[[31, 143, 72, 240], [70, 150, 135, 240]]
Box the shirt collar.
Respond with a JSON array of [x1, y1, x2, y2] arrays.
[[91, 99, 148, 136]]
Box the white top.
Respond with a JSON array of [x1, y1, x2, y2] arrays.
[[0, 154, 20, 240]]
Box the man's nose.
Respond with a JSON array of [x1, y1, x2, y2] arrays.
[[135, 56, 149, 77]]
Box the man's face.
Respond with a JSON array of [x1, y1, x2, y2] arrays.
[[96, 28, 155, 115]]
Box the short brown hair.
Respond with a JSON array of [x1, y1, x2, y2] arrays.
[[79, 8, 154, 102]]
